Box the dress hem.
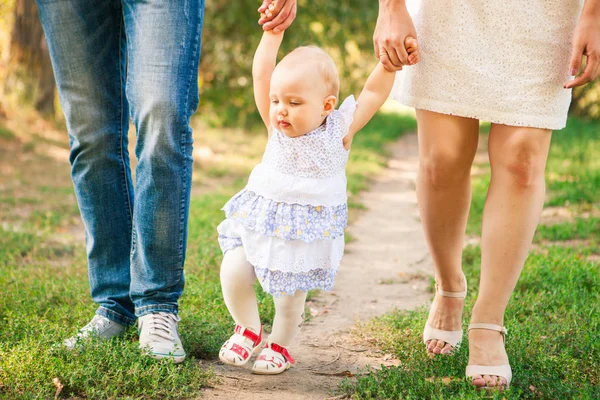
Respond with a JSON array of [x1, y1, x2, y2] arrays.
[[395, 94, 566, 131]]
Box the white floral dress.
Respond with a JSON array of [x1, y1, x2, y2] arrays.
[[217, 96, 357, 296]]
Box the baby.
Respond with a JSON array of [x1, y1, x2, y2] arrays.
[[216, 22, 419, 374]]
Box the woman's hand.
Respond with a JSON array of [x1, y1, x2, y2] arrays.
[[565, 13, 600, 89], [374, 1, 417, 72], [258, 0, 297, 34]]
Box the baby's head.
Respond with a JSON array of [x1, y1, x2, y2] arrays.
[[270, 46, 340, 137]]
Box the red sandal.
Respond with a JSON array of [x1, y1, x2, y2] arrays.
[[219, 324, 262, 366], [252, 342, 295, 375]]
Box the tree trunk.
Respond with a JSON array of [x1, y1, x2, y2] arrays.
[[6, 0, 55, 116]]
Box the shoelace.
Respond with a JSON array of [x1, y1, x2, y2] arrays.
[[79, 315, 108, 335], [146, 312, 179, 341]]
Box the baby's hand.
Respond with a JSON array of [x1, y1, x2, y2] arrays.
[[405, 36, 420, 65], [258, 0, 296, 33], [259, 0, 276, 21]]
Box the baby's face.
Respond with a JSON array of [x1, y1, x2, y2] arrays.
[[269, 64, 333, 138]]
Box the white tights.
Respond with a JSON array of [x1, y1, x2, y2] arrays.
[[220, 247, 307, 347]]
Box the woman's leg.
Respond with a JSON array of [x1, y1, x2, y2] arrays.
[[270, 291, 308, 347], [469, 124, 551, 387], [220, 247, 261, 332], [416, 110, 480, 355]]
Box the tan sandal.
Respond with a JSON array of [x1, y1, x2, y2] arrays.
[[423, 276, 467, 354], [465, 323, 512, 389]]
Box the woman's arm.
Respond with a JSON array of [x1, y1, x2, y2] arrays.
[[253, 31, 284, 131], [564, 0, 600, 88]]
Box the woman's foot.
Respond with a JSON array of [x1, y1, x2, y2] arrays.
[[219, 325, 262, 366], [252, 342, 295, 375], [424, 276, 466, 356], [466, 324, 511, 390]]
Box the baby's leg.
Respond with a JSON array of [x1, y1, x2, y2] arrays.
[[270, 291, 308, 347], [220, 247, 261, 333], [252, 290, 307, 374]]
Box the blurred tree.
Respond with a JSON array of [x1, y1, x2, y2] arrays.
[[4, 0, 54, 115], [199, 0, 379, 128], [570, 80, 600, 120]]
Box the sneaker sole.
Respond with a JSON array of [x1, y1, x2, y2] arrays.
[[147, 352, 186, 364]]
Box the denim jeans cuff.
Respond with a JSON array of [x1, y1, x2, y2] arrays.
[[96, 306, 136, 327], [135, 303, 179, 318]]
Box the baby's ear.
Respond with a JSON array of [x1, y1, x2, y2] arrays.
[[322, 95, 338, 116]]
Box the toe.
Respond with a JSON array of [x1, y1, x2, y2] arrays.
[[484, 375, 494, 387], [432, 340, 445, 354], [471, 375, 486, 388], [441, 343, 453, 355]]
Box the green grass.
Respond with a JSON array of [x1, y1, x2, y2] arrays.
[[341, 117, 600, 399], [467, 118, 600, 236], [0, 111, 414, 399], [0, 126, 16, 139], [338, 245, 600, 399], [535, 217, 600, 241]]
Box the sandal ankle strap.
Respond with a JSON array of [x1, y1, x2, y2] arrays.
[[234, 324, 262, 347], [267, 342, 295, 364], [435, 275, 467, 298], [468, 323, 507, 334], [468, 323, 507, 343]]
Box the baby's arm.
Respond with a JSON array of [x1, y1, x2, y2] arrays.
[[345, 37, 419, 145], [253, 31, 284, 132]]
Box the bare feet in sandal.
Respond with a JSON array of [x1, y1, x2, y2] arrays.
[[466, 323, 512, 390], [424, 276, 466, 357]]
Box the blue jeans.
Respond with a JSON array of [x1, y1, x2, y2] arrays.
[[37, 0, 205, 326]]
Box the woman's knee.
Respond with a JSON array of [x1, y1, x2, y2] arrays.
[[420, 150, 473, 189], [492, 134, 550, 189]]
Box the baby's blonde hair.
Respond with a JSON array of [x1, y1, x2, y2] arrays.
[[279, 46, 340, 99]]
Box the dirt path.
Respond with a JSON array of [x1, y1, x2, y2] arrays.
[[201, 133, 433, 399]]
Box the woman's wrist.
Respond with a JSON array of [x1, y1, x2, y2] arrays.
[[582, 0, 600, 17], [379, 0, 407, 10]]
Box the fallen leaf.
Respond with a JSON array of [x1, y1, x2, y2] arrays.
[[53, 377, 63, 400]]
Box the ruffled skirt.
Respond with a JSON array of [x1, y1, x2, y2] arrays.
[[217, 189, 347, 296]]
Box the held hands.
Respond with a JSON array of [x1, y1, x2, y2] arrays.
[[374, 3, 418, 71], [564, 13, 600, 89], [258, 0, 297, 34]]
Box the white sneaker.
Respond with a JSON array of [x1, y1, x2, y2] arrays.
[[63, 315, 126, 349], [138, 312, 186, 363]]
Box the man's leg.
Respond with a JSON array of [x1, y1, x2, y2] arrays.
[[37, 0, 136, 331], [123, 0, 205, 361]]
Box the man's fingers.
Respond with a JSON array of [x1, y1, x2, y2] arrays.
[[257, 0, 271, 14], [272, 5, 296, 33], [262, 0, 295, 31]]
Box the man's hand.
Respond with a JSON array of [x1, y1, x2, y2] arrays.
[[374, 2, 417, 72], [258, 0, 297, 34], [564, 13, 600, 89]]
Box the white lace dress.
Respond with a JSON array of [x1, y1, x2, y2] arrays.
[[217, 96, 357, 296], [392, 0, 584, 130]]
